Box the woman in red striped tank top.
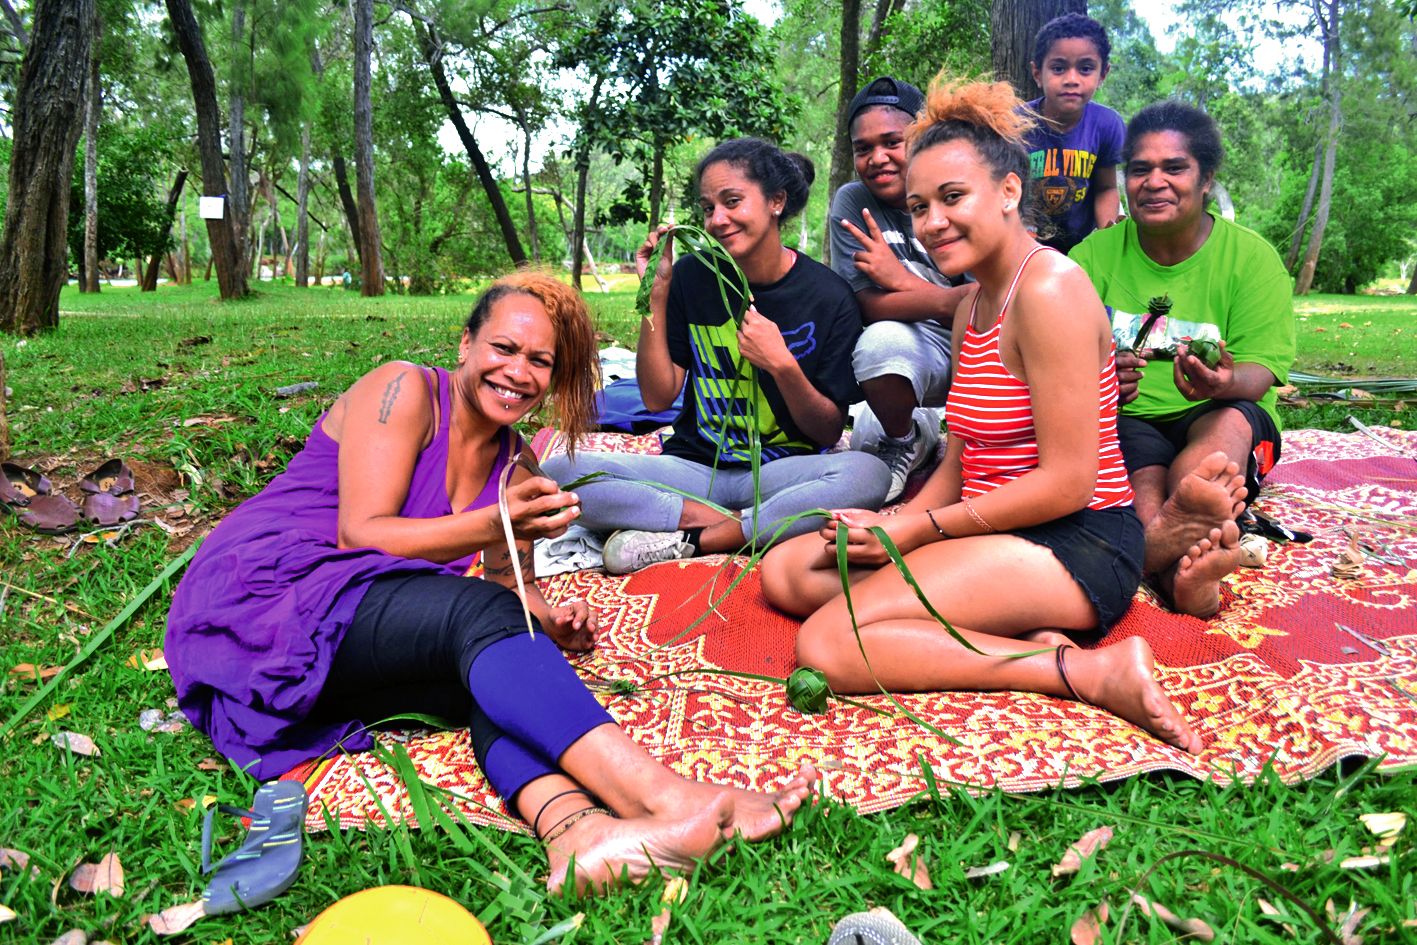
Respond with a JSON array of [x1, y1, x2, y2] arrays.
[[763, 75, 1202, 755]]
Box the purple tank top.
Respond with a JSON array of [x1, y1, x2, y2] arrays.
[[165, 366, 518, 779]]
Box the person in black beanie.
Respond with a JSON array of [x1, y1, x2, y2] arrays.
[[830, 76, 972, 503]]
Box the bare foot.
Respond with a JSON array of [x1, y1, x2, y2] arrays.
[[1166, 520, 1243, 619], [1022, 629, 1072, 648], [1144, 451, 1247, 573], [1066, 637, 1204, 754], [546, 795, 733, 895], [653, 762, 818, 842]]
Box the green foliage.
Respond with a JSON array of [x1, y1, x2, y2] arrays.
[[560, 0, 799, 224], [863, 0, 992, 88], [66, 124, 180, 266]]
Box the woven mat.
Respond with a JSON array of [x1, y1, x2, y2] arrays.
[[286, 427, 1417, 833]]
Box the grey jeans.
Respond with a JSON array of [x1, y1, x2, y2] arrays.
[[542, 449, 891, 546]]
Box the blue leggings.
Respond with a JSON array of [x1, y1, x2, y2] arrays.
[[315, 572, 612, 804], [543, 449, 891, 544]]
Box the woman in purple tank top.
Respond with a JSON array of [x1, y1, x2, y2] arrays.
[[166, 272, 817, 894]]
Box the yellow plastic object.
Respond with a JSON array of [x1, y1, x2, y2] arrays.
[[296, 885, 491, 944]]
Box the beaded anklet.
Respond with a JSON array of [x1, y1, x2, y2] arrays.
[[542, 806, 613, 845]]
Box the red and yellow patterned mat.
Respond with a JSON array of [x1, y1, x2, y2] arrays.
[[287, 427, 1417, 834]]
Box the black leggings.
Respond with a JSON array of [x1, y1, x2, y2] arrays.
[[313, 572, 613, 803]]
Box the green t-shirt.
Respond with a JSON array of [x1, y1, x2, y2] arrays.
[[1070, 213, 1296, 428]]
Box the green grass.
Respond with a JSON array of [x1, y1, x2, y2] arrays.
[[1, 281, 1414, 943]]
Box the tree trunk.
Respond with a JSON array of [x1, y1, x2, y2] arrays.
[[353, 0, 384, 296], [1285, 136, 1323, 271], [1407, 263, 1417, 295], [990, 0, 1087, 99], [1, 348, 7, 458], [295, 121, 311, 286], [521, 120, 538, 264], [0, 0, 95, 335], [862, 0, 906, 67], [228, 0, 250, 277], [165, 0, 247, 299], [1295, 0, 1340, 297], [180, 204, 191, 283], [82, 37, 100, 294], [825, 0, 862, 267], [570, 76, 604, 291], [414, 21, 526, 267], [333, 155, 362, 261], [315, 227, 327, 283], [142, 169, 188, 291], [649, 143, 665, 228]]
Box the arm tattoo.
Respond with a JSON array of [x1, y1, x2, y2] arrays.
[[377, 371, 406, 424], [484, 542, 535, 580]]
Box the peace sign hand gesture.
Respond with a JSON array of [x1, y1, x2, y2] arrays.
[[839, 208, 913, 292]]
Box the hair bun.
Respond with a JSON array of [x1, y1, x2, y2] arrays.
[[787, 152, 815, 189], [909, 74, 1036, 153]]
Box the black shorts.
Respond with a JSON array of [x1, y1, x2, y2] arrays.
[[1012, 505, 1144, 630], [1117, 400, 1281, 503]]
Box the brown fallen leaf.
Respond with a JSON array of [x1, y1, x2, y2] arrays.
[[145, 899, 206, 935], [1071, 901, 1110, 945], [196, 758, 226, 772], [1339, 322, 1354, 329], [1007, 830, 1021, 852], [48, 930, 87, 945], [9, 663, 62, 682], [51, 732, 100, 757], [1338, 854, 1389, 870], [1257, 898, 1296, 937], [962, 860, 1009, 879], [1326, 899, 1370, 945], [126, 649, 167, 672], [884, 833, 933, 890], [1052, 825, 1114, 877], [69, 852, 124, 898], [0, 849, 33, 874], [1131, 892, 1215, 942], [46, 703, 72, 722]]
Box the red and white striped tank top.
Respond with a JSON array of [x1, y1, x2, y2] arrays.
[[944, 246, 1133, 511]]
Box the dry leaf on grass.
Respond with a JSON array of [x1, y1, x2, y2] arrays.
[[963, 861, 1009, 879], [1131, 893, 1215, 942], [145, 899, 206, 935], [48, 930, 87, 945], [1257, 898, 1297, 937], [9, 663, 62, 682], [196, 758, 226, 772], [68, 853, 124, 898], [51, 732, 100, 757], [884, 834, 933, 889], [1052, 825, 1114, 877], [0, 905, 16, 923], [1326, 900, 1370, 945], [0, 849, 32, 873], [138, 709, 187, 733], [1358, 812, 1406, 840], [46, 704, 72, 722], [1338, 854, 1390, 870], [1070, 902, 1110, 945], [125, 649, 167, 671]]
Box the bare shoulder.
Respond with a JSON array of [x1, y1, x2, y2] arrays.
[[323, 361, 434, 442], [1011, 253, 1109, 338]]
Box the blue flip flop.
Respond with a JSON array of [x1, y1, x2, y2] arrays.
[[201, 780, 309, 915]]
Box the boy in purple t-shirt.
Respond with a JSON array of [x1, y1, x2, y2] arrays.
[[1023, 13, 1125, 254]]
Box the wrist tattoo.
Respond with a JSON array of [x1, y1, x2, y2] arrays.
[[377, 371, 405, 424]]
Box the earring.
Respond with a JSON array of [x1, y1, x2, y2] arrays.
[[1003, 201, 1015, 211]]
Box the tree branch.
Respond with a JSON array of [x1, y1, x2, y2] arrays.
[[0, 0, 26, 48]]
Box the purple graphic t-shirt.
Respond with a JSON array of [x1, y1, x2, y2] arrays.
[[1023, 100, 1125, 254]]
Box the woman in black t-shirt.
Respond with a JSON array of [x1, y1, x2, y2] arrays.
[[545, 138, 890, 574]]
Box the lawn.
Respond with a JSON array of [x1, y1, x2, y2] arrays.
[[1, 280, 1413, 944]]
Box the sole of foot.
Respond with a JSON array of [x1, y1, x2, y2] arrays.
[[546, 795, 734, 896], [1169, 520, 1243, 619], [1144, 451, 1247, 573]]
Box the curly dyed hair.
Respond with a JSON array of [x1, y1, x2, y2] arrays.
[[908, 74, 1037, 183], [464, 271, 599, 454]]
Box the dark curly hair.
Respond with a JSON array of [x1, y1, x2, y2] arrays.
[[695, 137, 815, 226], [1122, 100, 1225, 181], [1032, 13, 1111, 67]]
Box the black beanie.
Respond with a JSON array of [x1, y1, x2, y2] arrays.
[[847, 77, 926, 127]]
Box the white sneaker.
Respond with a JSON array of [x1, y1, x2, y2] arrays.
[[602, 529, 696, 574], [872, 417, 941, 503]]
